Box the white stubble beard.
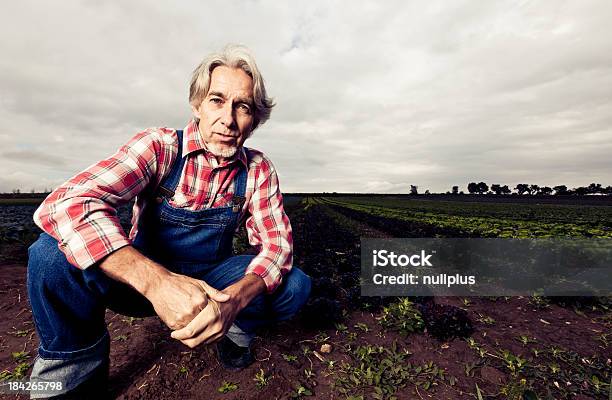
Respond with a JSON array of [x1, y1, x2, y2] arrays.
[[206, 143, 239, 159]]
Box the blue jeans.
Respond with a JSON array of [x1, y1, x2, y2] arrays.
[[27, 233, 311, 396]]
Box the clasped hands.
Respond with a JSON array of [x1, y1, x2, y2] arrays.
[[144, 272, 241, 348]]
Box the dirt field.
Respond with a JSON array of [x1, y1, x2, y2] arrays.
[[0, 198, 611, 399]]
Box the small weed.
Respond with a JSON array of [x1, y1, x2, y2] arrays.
[[334, 323, 348, 333], [476, 313, 495, 325], [354, 322, 369, 333], [314, 332, 330, 343], [253, 368, 270, 389], [217, 381, 238, 393], [122, 316, 142, 326], [290, 384, 313, 397], [0, 362, 31, 381], [114, 334, 128, 342], [378, 298, 424, 336], [498, 349, 528, 377], [596, 332, 609, 348], [462, 298, 472, 307], [178, 365, 188, 375], [11, 351, 30, 363], [548, 363, 560, 374], [304, 368, 315, 380], [283, 354, 298, 363], [516, 335, 537, 346], [7, 328, 32, 337], [528, 294, 549, 309]]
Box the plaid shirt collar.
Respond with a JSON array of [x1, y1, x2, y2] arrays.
[[182, 119, 248, 168]]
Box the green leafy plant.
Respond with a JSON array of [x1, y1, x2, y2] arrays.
[[217, 381, 238, 393], [1, 362, 31, 380], [378, 298, 424, 336], [283, 354, 298, 363], [290, 384, 313, 398], [304, 369, 315, 380], [334, 323, 348, 333], [11, 351, 30, 363], [253, 368, 270, 389]]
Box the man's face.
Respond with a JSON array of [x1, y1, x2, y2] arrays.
[[192, 66, 255, 161]]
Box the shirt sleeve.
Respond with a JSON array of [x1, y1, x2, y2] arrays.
[[244, 158, 293, 293], [33, 128, 177, 269]]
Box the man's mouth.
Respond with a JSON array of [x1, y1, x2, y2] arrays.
[[215, 132, 239, 139]]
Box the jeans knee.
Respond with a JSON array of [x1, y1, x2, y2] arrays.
[[28, 234, 58, 283], [284, 268, 312, 311], [27, 234, 81, 295]]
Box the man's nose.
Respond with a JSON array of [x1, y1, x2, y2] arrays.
[[220, 103, 236, 128]]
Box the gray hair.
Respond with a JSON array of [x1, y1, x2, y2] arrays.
[[189, 44, 275, 130]]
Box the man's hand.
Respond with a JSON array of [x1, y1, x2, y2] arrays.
[[98, 245, 229, 330], [170, 273, 266, 348], [170, 296, 241, 347], [144, 271, 230, 330]]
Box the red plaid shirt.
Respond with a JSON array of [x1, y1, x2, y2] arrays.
[[33, 120, 293, 293]]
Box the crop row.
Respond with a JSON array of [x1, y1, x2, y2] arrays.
[[320, 197, 612, 238]]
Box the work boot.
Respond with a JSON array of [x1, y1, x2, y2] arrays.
[[216, 336, 255, 371]]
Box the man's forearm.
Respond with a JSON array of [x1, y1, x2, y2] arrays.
[[224, 273, 267, 309], [98, 245, 169, 296]]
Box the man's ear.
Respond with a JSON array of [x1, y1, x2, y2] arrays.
[[191, 102, 201, 119]]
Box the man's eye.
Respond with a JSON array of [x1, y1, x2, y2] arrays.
[[210, 98, 222, 104], [237, 104, 252, 113]]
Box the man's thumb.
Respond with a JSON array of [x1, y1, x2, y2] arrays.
[[202, 283, 230, 302]]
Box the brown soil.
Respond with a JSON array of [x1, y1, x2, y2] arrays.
[[1, 201, 611, 399]]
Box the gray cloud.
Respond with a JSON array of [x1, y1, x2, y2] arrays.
[[1, 0, 611, 193]]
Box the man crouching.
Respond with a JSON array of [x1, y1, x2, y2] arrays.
[[27, 44, 311, 399]]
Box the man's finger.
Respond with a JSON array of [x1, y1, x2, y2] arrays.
[[171, 304, 215, 340], [203, 331, 225, 345], [200, 282, 230, 303]]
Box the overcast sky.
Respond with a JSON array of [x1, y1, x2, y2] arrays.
[[1, 1, 611, 193]]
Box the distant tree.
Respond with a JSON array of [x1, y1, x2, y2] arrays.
[[410, 185, 418, 195], [574, 186, 588, 196], [605, 186, 612, 196], [553, 185, 568, 195], [477, 182, 489, 194], [587, 183, 603, 195], [467, 182, 478, 194], [500, 185, 511, 195], [515, 184, 529, 195], [425, 190, 430, 194], [490, 184, 502, 195], [540, 186, 553, 195], [529, 184, 540, 195], [12, 188, 20, 194], [452, 186, 459, 195]]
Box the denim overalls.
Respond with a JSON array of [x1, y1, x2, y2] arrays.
[[27, 130, 311, 397]]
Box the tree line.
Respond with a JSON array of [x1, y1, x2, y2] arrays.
[[450, 182, 612, 196]]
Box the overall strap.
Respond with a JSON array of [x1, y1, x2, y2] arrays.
[[230, 148, 249, 212], [156, 129, 185, 199]]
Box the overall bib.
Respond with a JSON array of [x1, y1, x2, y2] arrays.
[[26, 130, 311, 397]]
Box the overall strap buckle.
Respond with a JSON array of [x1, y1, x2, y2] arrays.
[[231, 195, 246, 212], [155, 186, 175, 204]]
